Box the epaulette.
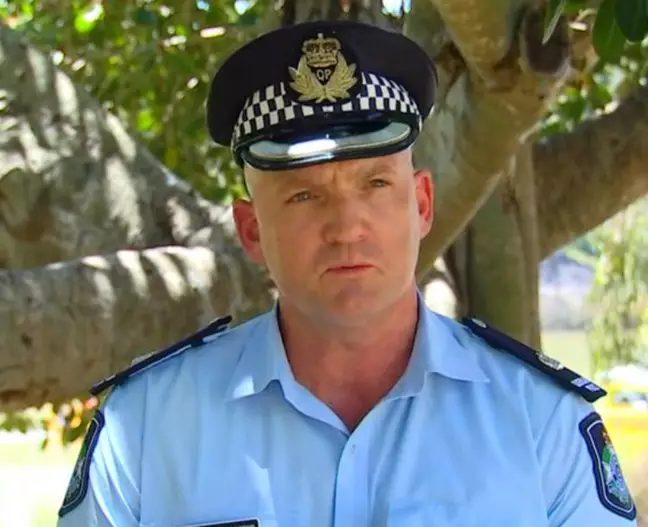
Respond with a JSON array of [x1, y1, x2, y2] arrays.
[[90, 314, 232, 397], [462, 317, 607, 403]]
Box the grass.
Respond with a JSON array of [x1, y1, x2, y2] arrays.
[[0, 437, 78, 467], [0, 433, 80, 527], [0, 331, 645, 526]]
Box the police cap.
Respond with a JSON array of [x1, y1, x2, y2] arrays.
[[206, 20, 437, 170]]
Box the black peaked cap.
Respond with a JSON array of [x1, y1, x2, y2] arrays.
[[206, 20, 437, 169]]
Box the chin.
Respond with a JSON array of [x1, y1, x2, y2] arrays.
[[321, 286, 391, 320]]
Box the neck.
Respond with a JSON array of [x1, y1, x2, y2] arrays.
[[277, 287, 420, 429]]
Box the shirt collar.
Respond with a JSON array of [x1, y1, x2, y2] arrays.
[[225, 291, 489, 402], [386, 291, 490, 398], [225, 303, 292, 401]]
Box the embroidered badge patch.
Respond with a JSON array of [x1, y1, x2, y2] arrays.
[[579, 411, 636, 520], [58, 410, 105, 517]]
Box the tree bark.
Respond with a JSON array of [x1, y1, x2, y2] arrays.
[[457, 142, 542, 347], [284, 0, 389, 27], [0, 21, 235, 270], [534, 84, 648, 259]]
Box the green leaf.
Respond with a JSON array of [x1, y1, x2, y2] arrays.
[[74, 3, 104, 33], [588, 79, 613, 109], [20, 0, 34, 18], [593, 0, 627, 62], [136, 108, 155, 132], [134, 6, 157, 26], [563, 0, 589, 15], [615, 0, 648, 41], [543, 0, 566, 44]]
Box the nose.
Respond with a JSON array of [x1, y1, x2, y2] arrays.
[[322, 195, 369, 245]]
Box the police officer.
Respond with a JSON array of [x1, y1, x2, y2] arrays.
[[57, 20, 638, 526]]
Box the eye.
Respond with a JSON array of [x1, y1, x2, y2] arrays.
[[369, 178, 389, 188], [287, 190, 313, 203]]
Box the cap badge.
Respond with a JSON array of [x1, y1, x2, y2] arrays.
[[288, 33, 358, 103]]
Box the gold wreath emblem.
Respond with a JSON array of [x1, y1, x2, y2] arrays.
[[288, 52, 357, 103]]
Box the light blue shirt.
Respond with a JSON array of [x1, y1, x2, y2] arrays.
[[57, 298, 638, 526]]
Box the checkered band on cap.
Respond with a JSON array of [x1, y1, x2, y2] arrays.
[[231, 72, 421, 148]]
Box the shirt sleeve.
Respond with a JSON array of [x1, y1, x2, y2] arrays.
[[56, 384, 144, 527], [538, 391, 638, 526]]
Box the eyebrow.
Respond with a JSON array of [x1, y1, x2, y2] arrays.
[[265, 158, 400, 194], [271, 172, 316, 191]]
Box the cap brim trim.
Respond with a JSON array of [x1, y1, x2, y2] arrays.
[[240, 121, 416, 170]]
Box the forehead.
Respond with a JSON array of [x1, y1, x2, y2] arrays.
[[246, 152, 411, 190]]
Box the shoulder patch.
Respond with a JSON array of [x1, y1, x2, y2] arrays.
[[90, 314, 232, 396], [579, 411, 637, 520], [462, 317, 606, 403], [58, 410, 105, 517]]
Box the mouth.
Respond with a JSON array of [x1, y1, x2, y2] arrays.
[[325, 263, 375, 274]]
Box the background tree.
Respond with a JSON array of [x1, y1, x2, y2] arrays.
[[587, 199, 648, 373]]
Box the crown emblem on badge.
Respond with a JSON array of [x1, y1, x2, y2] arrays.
[[289, 33, 358, 103]]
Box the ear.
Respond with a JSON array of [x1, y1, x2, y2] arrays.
[[414, 168, 434, 239], [232, 198, 265, 265]]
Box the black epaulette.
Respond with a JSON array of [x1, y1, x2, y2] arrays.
[[462, 317, 607, 403], [90, 314, 232, 397]]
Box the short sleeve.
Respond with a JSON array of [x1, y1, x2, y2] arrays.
[[56, 384, 144, 527], [538, 392, 638, 526]]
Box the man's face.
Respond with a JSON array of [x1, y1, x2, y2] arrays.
[[232, 149, 434, 324]]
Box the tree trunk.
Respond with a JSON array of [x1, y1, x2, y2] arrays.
[[283, 0, 391, 27], [406, 1, 566, 344], [454, 142, 541, 347]]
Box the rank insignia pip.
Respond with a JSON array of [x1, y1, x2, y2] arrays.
[[288, 33, 359, 103], [579, 411, 637, 520], [58, 410, 105, 517]]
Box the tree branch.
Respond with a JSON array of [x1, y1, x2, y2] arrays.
[[409, 0, 572, 276], [0, 245, 273, 412], [430, 0, 514, 83], [0, 22, 232, 270], [534, 84, 648, 258]]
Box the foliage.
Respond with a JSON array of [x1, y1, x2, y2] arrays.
[[586, 198, 648, 374], [540, 0, 648, 139], [545, 0, 648, 61], [0, 397, 100, 449]]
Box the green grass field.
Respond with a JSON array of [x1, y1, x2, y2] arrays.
[[0, 331, 644, 526], [0, 434, 79, 527]]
